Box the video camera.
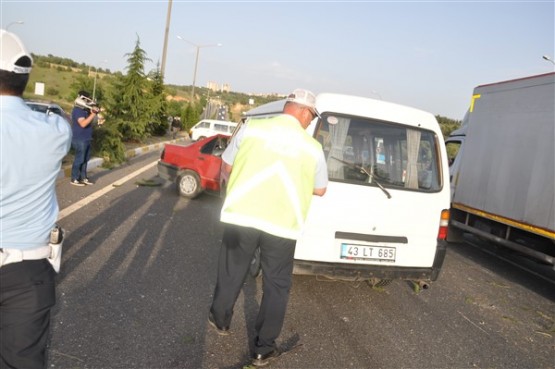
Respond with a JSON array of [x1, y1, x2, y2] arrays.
[[74, 94, 100, 114]]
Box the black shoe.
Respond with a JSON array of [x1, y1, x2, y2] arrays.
[[208, 313, 230, 336], [252, 349, 281, 367]]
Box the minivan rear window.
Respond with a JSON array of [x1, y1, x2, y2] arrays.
[[315, 114, 442, 192]]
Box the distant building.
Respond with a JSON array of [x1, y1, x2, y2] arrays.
[[207, 81, 219, 92], [207, 81, 231, 93]]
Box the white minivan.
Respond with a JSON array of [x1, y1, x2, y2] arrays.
[[241, 93, 451, 288], [189, 119, 237, 141]]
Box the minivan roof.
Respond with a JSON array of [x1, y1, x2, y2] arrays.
[[244, 93, 438, 131], [196, 119, 236, 124], [316, 93, 437, 130]]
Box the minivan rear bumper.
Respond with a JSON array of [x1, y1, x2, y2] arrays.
[[293, 240, 447, 282]]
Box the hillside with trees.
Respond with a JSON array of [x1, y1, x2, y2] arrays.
[[24, 39, 460, 166], [435, 115, 462, 140]]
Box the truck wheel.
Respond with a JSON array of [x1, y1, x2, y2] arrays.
[[177, 170, 202, 199]]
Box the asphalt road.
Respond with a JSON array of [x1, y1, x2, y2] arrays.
[[49, 151, 555, 369]]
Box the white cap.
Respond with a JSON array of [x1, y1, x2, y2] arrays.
[[0, 29, 33, 74], [286, 88, 319, 116]]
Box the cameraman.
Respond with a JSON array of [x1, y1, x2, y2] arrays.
[[70, 90, 98, 186]]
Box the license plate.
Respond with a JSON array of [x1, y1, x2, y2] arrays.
[[340, 243, 396, 262]]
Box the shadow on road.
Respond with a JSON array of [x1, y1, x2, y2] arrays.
[[447, 235, 555, 302], [51, 175, 229, 368]]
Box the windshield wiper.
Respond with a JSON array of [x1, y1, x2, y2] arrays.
[[330, 156, 392, 199]]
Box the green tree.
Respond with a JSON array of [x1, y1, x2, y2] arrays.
[[67, 74, 106, 109], [166, 100, 184, 118], [92, 123, 126, 168], [182, 103, 202, 131], [68, 74, 94, 101], [105, 35, 152, 142], [146, 63, 169, 136], [436, 115, 462, 140]]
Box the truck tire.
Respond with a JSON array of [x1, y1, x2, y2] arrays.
[[177, 170, 202, 199]]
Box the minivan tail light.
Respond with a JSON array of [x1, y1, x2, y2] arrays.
[[437, 209, 450, 240]]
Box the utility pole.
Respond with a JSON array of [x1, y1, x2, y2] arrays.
[[160, 0, 173, 79]]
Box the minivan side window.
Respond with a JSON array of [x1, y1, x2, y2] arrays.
[[198, 121, 210, 129], [315, 114, 442, 191], [214, 124, 228, 132]]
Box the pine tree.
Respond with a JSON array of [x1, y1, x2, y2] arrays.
[[147, 63, 169, 136], [106, 35, 152, 141]]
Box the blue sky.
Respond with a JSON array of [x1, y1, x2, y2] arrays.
[[2, 0, 554, 119]]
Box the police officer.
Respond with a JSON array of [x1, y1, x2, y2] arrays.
[[0, 29, 71, 368], [208, 88, 328, 367]]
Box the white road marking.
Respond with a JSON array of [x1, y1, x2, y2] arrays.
[[58, 160, 158, 221]]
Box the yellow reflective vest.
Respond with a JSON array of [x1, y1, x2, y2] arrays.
[[221, 115, 323, 240]]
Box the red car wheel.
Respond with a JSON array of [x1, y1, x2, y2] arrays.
[[177, 170, 202, 199]]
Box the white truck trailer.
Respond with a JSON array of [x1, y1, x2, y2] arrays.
[[446, 72, 555, 266]]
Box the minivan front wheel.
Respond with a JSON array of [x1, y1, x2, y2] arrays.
[[177, 170, 202, 198]]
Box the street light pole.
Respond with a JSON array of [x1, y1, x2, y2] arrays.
[[92, 60, 108, 101], [191, 46, 201, 102], [176, 36, 222, 102], [92, 67, 98, 101], [542, 55, 555, 66], [5, 21, 24, 31]]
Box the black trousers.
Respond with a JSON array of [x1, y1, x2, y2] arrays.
[[0, 259, 56, 369], [210, 224, 296, 355]]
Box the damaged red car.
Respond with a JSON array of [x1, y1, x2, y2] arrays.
[[157, 134, 230, 199]]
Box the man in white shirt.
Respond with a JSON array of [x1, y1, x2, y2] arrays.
[[0, 29, 71, 368]]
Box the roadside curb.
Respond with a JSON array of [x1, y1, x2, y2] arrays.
[[60, 136, 187, 179]]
